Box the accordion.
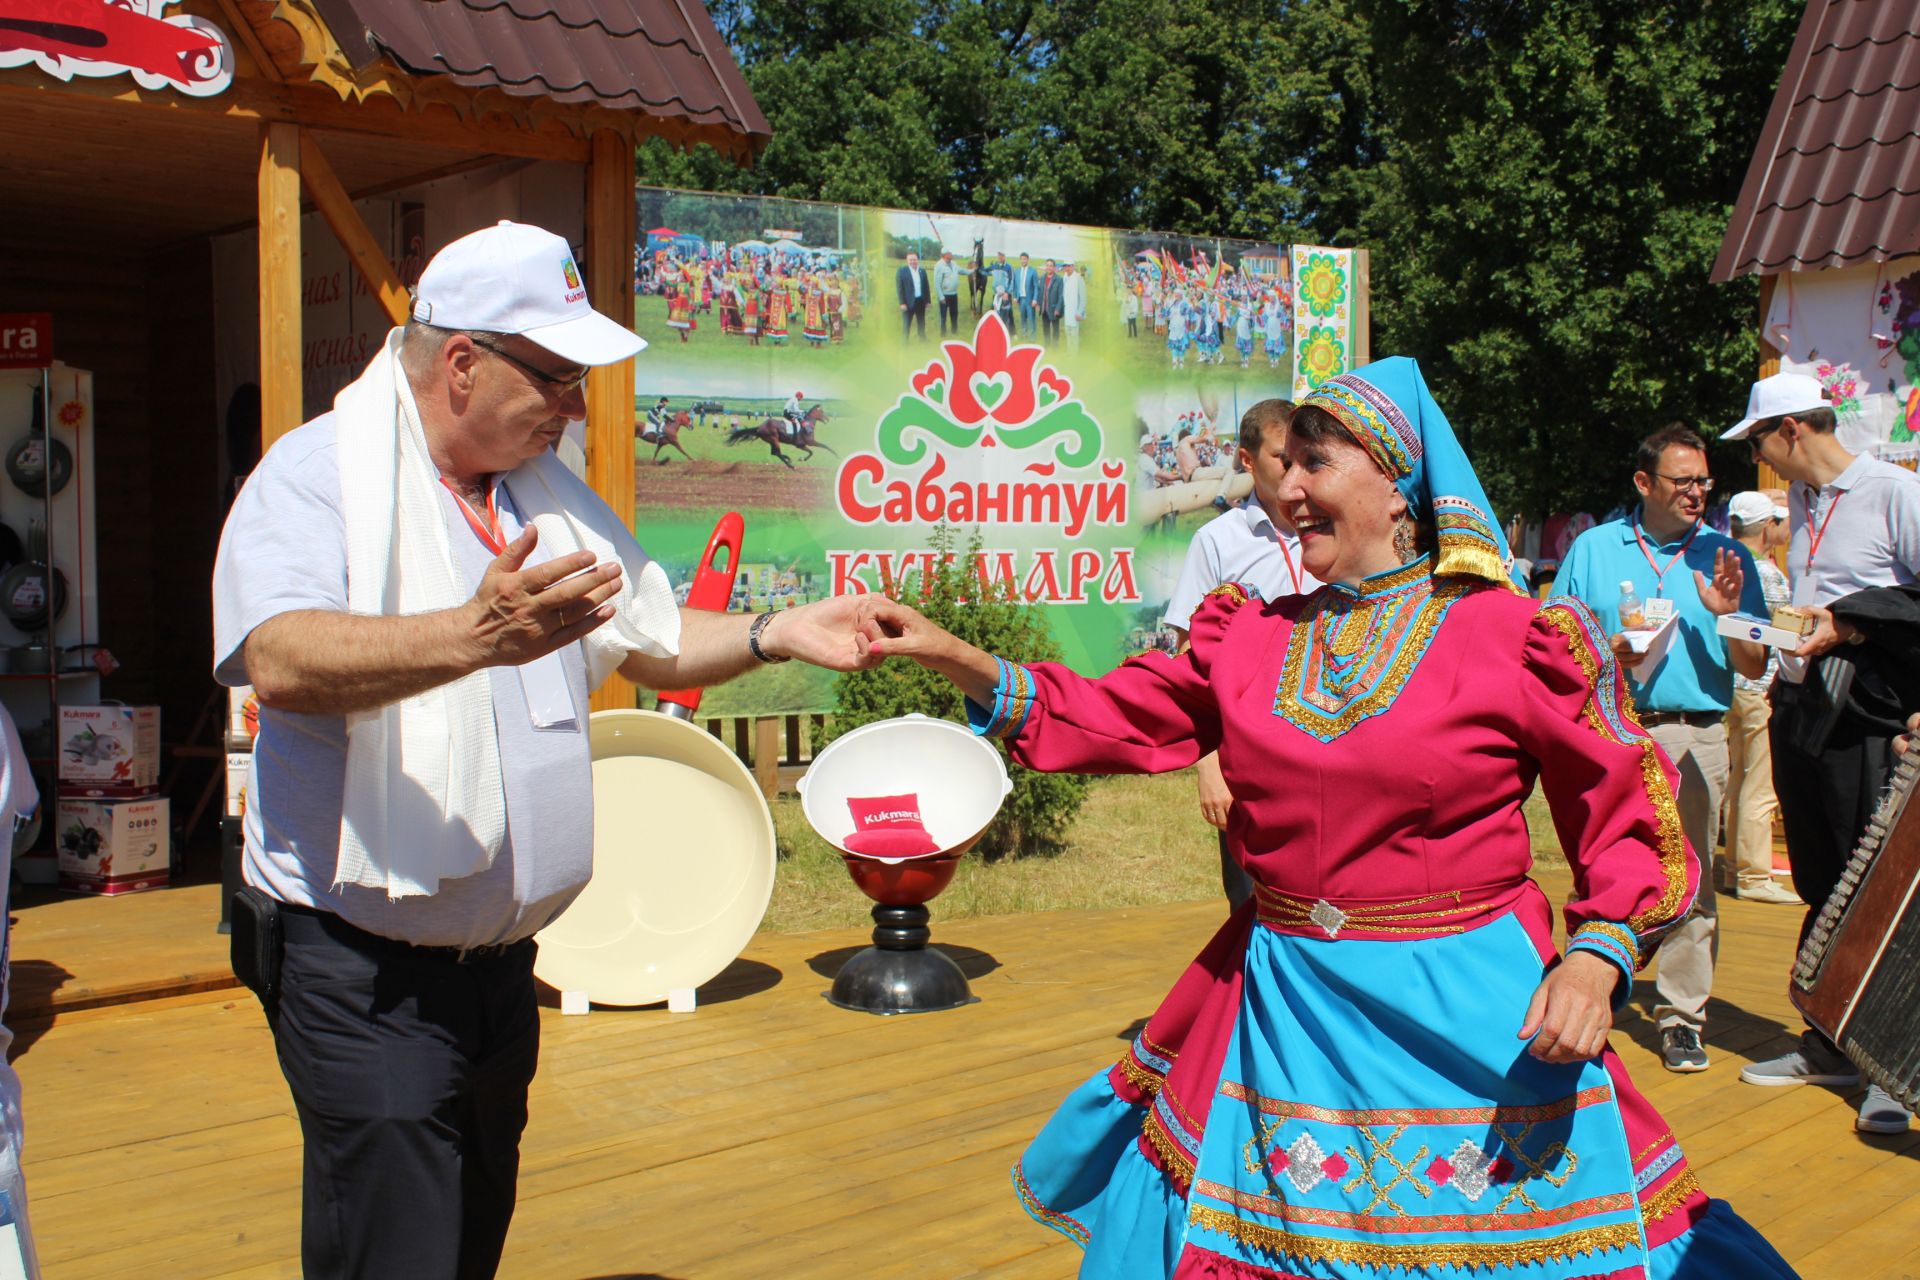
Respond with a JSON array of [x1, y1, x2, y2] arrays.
[[1792, 745, 1920, 1111]]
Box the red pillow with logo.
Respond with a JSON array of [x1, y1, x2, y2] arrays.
[[842, 793, 940, 859]]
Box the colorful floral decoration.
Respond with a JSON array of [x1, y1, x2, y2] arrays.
[[58, 398, 85, 429], [1888, 269, 1920, 444], [876, 312, 1100, 468], [1813, 360, 1862, 420], [1297, 325, 1346, 391], [1298, 252, 1348, 319]]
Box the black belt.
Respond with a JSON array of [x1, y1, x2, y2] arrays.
[[277, 900, 532, 964], [1638, 710, 1724, 728]]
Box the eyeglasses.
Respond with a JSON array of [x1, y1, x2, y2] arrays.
[[470, 336, 589, 397], [1745, 422, 1781, 457], [1655, 473, 1715, 493]]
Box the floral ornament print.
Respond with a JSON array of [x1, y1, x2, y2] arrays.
[[1299, 252, 1349, 318]]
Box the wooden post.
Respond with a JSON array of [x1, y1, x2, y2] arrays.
[[1352, 247, 1371, 368], [298, 131, 410, 326], [585, 128, 639, 714], [258, 121, 303, 449], [754, 716, 779, 801], [1758, 276, 1781, 495]]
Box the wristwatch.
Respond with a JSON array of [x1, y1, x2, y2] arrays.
[[748, 609, 790, 663]]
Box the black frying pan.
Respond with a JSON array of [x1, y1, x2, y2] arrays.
[[0, 522, 67, 632], [7, 389, 71, 497]]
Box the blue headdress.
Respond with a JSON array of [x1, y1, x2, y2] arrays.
[[1297, 357, 1515, 588]]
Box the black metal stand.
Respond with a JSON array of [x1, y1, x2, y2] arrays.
[[827, 903, 975, 1015]]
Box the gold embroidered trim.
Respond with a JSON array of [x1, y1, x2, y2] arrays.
[[1189, 1204, 1641, 1268], [1434, 541, 1512, 588], [1141, 1029, 1178, 1065], [1536, 605, 1691, 934], [1274, 575, 1468, 739], [1574, 921, 1645, 969], [1633, 1133, 1675, 1165], [1115, 1052, 1164, 1098], [1191, 1178, 1637, 1234], [1207, 582, 1253, 607], [1143, 1113, 1196, 1183], [1012, 1162, 1090, 1245], [1217, 1081, 1614, 1126], [1640, 1167, 1702, 1227]]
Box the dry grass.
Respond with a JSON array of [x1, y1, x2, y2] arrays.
[[760, 771, 1572, 934]]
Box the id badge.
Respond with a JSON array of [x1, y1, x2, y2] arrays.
[[518, 652, 579, 732], [1644, 597, 1676, 627]]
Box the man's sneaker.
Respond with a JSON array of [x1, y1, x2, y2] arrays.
[[1739, 881, 1803, 905], [1661, 1025, 1710, 1073], [1740, 1031, 1861, 1087], [1857, 1084, 1913, 1135]]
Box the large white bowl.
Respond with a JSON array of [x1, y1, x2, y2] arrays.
[[534, 709, 775, 1007], [797, 714, 1012, 857]]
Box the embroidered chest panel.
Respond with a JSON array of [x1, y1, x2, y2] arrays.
[[1273, 563, 1468, 742]]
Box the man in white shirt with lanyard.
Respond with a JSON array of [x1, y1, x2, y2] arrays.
[[1162, 399, 1319, 910], [1724, 371, 1920, 1133], [213, 222, 881, 1279]]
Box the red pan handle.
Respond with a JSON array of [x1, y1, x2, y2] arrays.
[[656, 511, 744, 719]]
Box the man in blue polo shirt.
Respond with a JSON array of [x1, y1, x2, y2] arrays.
[[1556, 423, 1766, 1074]]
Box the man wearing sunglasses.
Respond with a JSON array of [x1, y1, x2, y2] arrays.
[[1555, 423, 1767, 1075], [1722, 371, 1920, 1134], [213, 221, 883, 1279]]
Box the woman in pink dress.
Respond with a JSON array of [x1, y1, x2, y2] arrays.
[[866, 358, 1798, 1280]]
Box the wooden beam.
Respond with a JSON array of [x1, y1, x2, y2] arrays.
[[1757, 273, 1784, 499], [212, 0, 283, 85], [258, 121, 303, 448], [297, 130, 409, 326], [585, 128, 639, 714]]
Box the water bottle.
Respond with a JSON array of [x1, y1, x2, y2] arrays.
[[1618, 580, 1647, 631]]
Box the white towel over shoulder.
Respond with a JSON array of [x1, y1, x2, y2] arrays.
[[334, 329, 679, 898]]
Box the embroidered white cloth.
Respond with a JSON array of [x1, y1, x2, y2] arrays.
[[335, 328, 679, 898]]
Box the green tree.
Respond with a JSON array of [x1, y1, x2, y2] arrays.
[[820, 526, 1088, 860]]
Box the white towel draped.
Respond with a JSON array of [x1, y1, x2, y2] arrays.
[[333, 329, 679, 898]]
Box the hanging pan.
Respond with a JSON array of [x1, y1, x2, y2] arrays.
[[0, 522, 69, 633], [6, 389, 72, 497], [534, 512, 777, 1008]]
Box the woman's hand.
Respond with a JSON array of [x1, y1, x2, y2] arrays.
[[1196, 752, 1233, 830], [1517, 951, 1618, 1064], [866, 597, 1002, 707]]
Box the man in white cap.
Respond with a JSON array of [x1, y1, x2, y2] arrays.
[[212, 221, 880, 1278], [1722, 489, 1799, 905], [1724, 370, 1920, 1133]]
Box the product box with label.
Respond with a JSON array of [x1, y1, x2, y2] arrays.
[[225, 751, 250, 819], [226, 684, 258, 748], [57, 705, 160, 797], [1715, 612, 1808, 650], [56, 796, 170, 894]]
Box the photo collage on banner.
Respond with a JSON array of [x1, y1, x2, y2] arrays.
[[629, 187, 1363, 714]]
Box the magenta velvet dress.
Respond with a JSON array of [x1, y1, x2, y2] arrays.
[[978, 561, 1799, 1280]]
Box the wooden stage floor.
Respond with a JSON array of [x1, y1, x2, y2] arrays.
[[11, 867, 1918, 1278]]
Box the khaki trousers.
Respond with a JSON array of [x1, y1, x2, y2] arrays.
[[1723, 687, 1779, 893], [1646, 719, 1727, 1033]]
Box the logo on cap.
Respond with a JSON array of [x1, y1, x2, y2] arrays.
[[563, 258, 582, 291]]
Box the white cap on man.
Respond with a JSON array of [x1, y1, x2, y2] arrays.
[[410, 221, 647, 366], [1723, 371, 1828, 441], [1728, 490, 1789, 526]]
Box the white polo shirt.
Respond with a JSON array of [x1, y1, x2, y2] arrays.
[[1780, 451, 1920, 683], [1163, 498, 1320, 631]]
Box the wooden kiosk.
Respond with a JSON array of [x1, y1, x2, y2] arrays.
[[0, 0, 769, 750]]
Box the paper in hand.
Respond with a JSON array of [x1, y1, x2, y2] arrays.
[[1624, 612, 1680, 683]]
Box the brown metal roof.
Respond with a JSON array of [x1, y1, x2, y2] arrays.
[[1712, 0, 1920, 281], [311, 0, 769, 157]]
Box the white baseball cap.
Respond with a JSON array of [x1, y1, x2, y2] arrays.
[[1729, 490, 1788, 525], [1724, 371, 1828, 441], [410, 221, 646, 367]]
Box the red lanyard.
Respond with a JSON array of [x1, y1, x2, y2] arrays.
[[1275, 534, 1304, 595], [1806, 490, 1846, 571], [439, 477, 506, 554], [1632, 516, 1699, 597]]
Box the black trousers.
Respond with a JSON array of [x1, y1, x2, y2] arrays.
[[901, 302, 927, 339], [938, 294, 959, 332], [1770, 700, 1894, 949], [266, 908, 541, 1280], [1218, 829, 1253, 913]]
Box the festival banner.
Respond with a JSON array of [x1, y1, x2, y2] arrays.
[[629, 189, 1366, 716], [1290, 245, 1356, 400]]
